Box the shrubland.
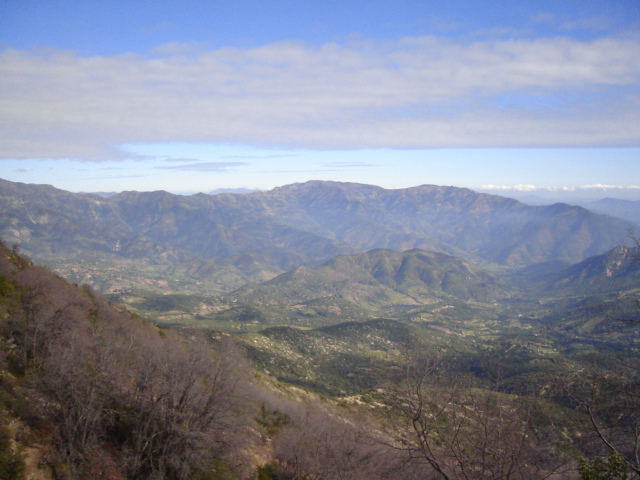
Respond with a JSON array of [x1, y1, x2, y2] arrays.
[[0, 239, 638, 479]]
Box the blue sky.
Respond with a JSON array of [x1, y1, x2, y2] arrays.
[[1, 0, 639, 198]]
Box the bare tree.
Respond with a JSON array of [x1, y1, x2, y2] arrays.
[[116, 332, 254, 480], [270, 398, 394, 480], [380, 355, 569, 480], [565, 356, 640, 479]]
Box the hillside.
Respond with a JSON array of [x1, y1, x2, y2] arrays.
[[243, 319, 419, 395], [580, 198, 640, 227], [543, 245, 640, 295], [227, 248, 512, 309], [0, 240, 263, 478]]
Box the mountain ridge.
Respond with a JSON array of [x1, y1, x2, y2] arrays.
[[542, 245, 640, 295], [226, 248, 513, 309], [0, 178, 634, 294]]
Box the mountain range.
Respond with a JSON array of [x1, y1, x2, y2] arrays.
[[0, 178, 635, 295]]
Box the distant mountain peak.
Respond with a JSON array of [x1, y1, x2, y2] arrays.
[[0, 178, 634, 296]]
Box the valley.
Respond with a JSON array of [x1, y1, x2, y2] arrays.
[[0, 178, 638, 479]]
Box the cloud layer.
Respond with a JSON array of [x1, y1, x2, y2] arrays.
[[158, 161, 247, 172], [481, 184, 640, 192], [1, 35, 639, 160]]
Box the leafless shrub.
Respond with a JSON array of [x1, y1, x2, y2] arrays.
[[272, 400, 391, 480], [564, 355, 640, 478], [379, 355, 570, 480]]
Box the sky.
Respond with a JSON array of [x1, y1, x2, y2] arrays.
[[1, 0, 639, 199]]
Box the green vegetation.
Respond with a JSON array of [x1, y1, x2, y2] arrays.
[[0, 179, 639, 478], [579, 454, 630, 480]]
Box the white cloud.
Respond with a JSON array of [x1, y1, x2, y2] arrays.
[[323, 161, 377, 168], [219, 154, 299, 159], [581, 184, 640, 190], [163, 157, 203, 163], [481, 184, 640, 192], [158, 161, 247, 172], [481, 184, 549, 192], [1, 35, 639, 160]]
